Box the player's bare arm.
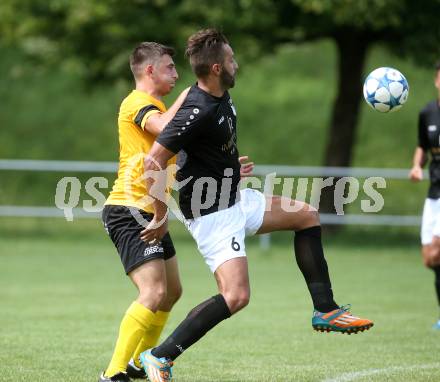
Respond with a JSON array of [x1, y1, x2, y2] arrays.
[[144, 87, 191, 135], [140, 142, 175, 243], [409, 146, 427, 182]]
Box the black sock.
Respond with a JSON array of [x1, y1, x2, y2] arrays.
[[151, 294, 231, 360], [433, 265, 440, 308], [294, 226, 339, 312]]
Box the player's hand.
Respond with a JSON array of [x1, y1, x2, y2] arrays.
[[409, 166, 423, 182], [239, 156, 254, 178], [140, 216, 168, 244]]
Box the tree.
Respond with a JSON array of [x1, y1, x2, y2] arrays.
[[281, 0, 440, 213]]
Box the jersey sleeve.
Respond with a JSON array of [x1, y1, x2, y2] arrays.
[[418, 111, 429, 150], [156, 104, 206, 153], [133, 104, 161, 130]]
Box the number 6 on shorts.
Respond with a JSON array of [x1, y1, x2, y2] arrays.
[[231, 236, 241, 251]]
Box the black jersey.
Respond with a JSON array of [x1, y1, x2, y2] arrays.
[[157, 84, 241, 219], [418, 100, 440, 198]]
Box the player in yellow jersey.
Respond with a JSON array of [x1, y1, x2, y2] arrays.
[[98, 42, 190, 382]]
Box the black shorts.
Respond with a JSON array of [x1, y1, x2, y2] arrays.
[[102, 205, 176, 274]]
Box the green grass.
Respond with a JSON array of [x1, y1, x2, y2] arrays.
[[1, 218, 440, 381]]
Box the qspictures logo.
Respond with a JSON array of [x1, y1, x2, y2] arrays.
[[54, 153, 386, 224]]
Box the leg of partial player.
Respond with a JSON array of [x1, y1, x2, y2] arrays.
[[140, 258, 250, 382], [422, 235, 440, 267], [421, 237, 440, 329], [433, 265, 440, 330], [257, 196, 374, 335]]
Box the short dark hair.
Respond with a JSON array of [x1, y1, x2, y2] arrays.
[[436, 61, 440, 73], [185, 29, 229, 78], [129, 42, 174, 79]]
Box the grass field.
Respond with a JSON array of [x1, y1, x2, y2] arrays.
[[1, 218, 440, 382]]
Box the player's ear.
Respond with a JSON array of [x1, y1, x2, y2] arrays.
[[212, 63, 221, 76], [144, 64, 154, 77]]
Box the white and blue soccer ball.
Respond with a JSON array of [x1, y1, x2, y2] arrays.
[[363, 67, 409, 113]]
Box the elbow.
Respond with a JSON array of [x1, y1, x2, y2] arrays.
[[144, 118, 164, 136], [150, 123, 163, 136]]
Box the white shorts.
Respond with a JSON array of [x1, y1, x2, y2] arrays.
[[185, 188, 266, 273], [421, 198, 440, 245]]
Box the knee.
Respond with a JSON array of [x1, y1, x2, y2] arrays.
[[166, 284, 183, 306], [432, 248, 440, 266], [422, 244, 440, 268], [422, 246, 431, 267], [423, 255, 432, 268], [223, 290, 250, 314], [138, 285, 167, 311], [296, 205, 320, 230], [173, 284, 183, 303]]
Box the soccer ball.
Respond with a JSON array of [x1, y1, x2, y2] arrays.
[[363, 67, 409, 113]]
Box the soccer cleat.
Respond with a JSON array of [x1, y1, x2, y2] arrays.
[[98, 372, 131, 382], [126, 358, 147, 380], [140, 350, 173, 382], [433, 319, 440, 330], [312, 304, 374, 334]]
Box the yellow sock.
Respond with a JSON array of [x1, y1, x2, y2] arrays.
[[132, 310, 170, 368], [105, 301, 155, 378]]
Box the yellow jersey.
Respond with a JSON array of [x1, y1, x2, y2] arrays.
[[105, 89, 176, 213]]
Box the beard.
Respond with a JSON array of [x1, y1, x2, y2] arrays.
[[220, 68, 235, 89]]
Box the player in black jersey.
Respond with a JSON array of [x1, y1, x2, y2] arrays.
[[138, 29, 373, 381], [409, 61, 440, 330]]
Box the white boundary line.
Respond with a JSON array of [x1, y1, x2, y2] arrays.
[[322, 363, 440, 382]]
